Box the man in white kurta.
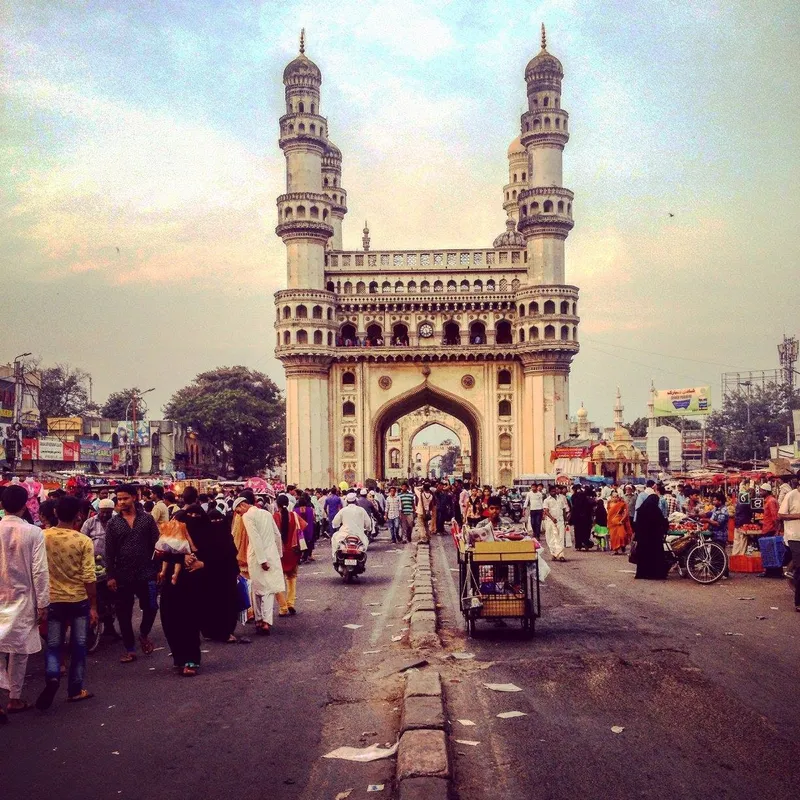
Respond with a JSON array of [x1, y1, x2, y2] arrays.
[[0, 485, 50, 716], [331, 494, 372, 560], [233, 498, 285, 634], [542, 487, 566, 561]]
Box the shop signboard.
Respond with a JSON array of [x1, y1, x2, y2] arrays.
[[653, 386, 711, 417], [63, 442, 80, 462], [38, 436, 67, 461], [116, 421, 150, 446], [0, 378, 14, 420], [22, 438, 38, 460], [80, 439, 113, 464]]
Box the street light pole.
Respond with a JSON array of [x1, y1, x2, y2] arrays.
[[11, 353, 32, 471]]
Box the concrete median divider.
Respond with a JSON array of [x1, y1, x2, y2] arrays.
[[395, 542, 453, 799]]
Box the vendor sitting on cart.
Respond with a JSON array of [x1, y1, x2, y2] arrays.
[[476, 496, 503, 531]]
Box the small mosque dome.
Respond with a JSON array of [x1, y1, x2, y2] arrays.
[[493, 218, 526, 249]]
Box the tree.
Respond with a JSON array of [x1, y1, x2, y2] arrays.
[[706, 382, 800, 462], [100, 388, 144, 421], [37, 363, 98, 424], [164, 366, 285, 475], [439, 440, 461, 476]]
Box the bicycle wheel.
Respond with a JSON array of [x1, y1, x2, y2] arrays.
[[685, 542, 727, 584]]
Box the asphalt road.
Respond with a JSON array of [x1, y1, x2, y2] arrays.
[[430, 534, 798, 800], [2, 534, 416, 800]]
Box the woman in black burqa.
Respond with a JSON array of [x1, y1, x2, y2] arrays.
[[201, 507, 241, 643], [633, 492, 670, 580]]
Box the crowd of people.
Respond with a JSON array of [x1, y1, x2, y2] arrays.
[[2, 471, 799, 723]]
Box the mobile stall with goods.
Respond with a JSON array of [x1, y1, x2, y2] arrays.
[[454, 525, 542, 637]]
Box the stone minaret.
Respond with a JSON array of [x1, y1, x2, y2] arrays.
[[274, 31, 337, 486], [503, 136, 528, 224], [515, 25, 580, 472]]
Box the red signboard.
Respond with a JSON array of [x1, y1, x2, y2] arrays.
[[22, 438, 39, 460], [63, 442, 80, 462]]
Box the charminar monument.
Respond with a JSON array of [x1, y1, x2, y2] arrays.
[[274, 27, 580, 488]]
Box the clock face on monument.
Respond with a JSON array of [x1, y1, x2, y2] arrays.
[[419, 323, 434, 338]]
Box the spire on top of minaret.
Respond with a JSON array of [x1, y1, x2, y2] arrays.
[[300, 28, 305, 54], [362, 221, 370, 252], [541, 23, 547, 50], [614, 387, 624, 427]]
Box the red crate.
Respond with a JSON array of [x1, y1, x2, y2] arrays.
[[729, 554, 763, 573]]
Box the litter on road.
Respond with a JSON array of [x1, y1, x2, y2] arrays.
[[611, 726, 625, 734], [457, 719, 477, 726], [367, 785, 385, 792], [342, 624, 363, 630], [451, 652, 475, 660], [484, 683, 523, 692], [455, 739, 481, 746], [391, 635, 403, 642], [497, 711, 527, 719], [323, 742, 399, 762], [335, 791, 353, 800]]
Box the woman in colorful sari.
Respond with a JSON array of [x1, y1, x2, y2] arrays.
[[607, 492, 633, 555], [273, 494, 306, 616]]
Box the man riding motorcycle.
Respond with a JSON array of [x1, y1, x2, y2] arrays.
[[330, 492, 373, 559]]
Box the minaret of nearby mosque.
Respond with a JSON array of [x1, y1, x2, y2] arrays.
[[614, 387, 624, 428], [274, 31, 340, 486], [514, 24, 580, 472]]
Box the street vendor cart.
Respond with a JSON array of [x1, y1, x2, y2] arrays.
[[458, 538, 541, 637]]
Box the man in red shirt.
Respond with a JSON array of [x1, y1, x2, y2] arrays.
[[759, 482, 782, 578]]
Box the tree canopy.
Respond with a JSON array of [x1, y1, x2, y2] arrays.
[[100, 388, 145, 421], [37, 363, 97, 424], [706, 383, 799, 461], [164, 366, 285, 476], [439, 441, 461, 476]]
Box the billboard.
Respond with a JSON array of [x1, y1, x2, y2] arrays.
[[116, 421, 150, 446], [653, 386, 711, 417], [80, 439, 113, 464]]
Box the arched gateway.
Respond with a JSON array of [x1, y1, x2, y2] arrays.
[[273, 29, 580, 487]]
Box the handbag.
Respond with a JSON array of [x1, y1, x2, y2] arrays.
[[236, 575, 251, 612], [628, 540, 639, 565]]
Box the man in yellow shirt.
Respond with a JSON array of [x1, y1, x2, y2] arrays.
[[36, 495, 98, 710]]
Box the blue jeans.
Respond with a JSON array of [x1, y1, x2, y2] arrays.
[[387, 517, 400, 542], [45, 599, 90, 697]]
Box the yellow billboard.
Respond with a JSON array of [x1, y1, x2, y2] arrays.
[[653, 386, 711, 416]]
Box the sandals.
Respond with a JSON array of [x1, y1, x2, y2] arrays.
[[67, 690, 94, 703], [182, 664, 198, 677], [139, 636, 155, 655], [6, 701, 33, 714], [120, 652, 137, 663]]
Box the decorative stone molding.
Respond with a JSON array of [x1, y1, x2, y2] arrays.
[[378, 375, 393, 390], [461, 374, 475, 389], [275, 219, 333, 241]]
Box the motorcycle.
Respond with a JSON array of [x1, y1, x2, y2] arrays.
[[508, 496, 523, 523], [334, 534, 368, 583]]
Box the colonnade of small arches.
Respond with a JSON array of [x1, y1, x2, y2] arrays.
[[522, 115, 568, 133], [518, 199, 572, 216], [281, 304, 335, 321], [281, 204, 334, 221], [324, 277, 522, 295]]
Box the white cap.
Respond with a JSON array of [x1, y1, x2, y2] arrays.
[[360, 488, 368, 496], [232, 497, 249, 511], [346, 492, 357, 503], [98, 499, 115, 510], [760, 482, 772, 492]]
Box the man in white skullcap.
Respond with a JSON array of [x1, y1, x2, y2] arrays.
[[330, 493, 372, 560]]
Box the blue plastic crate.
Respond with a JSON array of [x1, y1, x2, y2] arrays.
[[758, 535, 787, 569]]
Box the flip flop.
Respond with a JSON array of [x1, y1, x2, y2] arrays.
[[139, 637, 155, 655], [120, 652, 137, 663], [182, 665, 197, 677], [35, 680, 60, 711], [238, 636, 252, 644], [6, 701, 33, 714], [67, 690, 94, 703]]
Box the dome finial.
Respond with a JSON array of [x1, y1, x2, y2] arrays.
[[300, 28, 305, 54], [541, 23, 547, 50]]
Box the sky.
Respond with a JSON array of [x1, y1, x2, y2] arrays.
[[3, 0, 799, 428]]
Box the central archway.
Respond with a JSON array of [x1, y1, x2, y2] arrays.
[[372, 383, 482, 480]]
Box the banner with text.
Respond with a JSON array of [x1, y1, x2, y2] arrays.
[[80, 439, 113, 463], [653, 386, 711, 417]]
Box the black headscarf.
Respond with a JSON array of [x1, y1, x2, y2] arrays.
[[276, 493, 291, 545]]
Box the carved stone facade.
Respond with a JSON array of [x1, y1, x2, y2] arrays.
[[274, 29, 580, 487]]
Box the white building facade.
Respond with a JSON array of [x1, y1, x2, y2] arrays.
[[274, 28, 581, 487]]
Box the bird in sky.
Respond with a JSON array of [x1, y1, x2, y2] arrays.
[[668, 213, 674, 218]]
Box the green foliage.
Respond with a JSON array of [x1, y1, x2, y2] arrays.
[[100, 388, 144, 421], [37, 363, 97, 424], [706, 382, 800, 461], [164, 366, 285, 475], [439, 441, 461, 476]]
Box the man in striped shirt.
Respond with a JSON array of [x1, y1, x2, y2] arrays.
[[398, 483, 416, 544]]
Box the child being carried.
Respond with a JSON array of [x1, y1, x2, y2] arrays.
[[155, 519, 196, 585]]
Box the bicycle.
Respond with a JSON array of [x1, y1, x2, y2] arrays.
[[665, 519, 728, 584]]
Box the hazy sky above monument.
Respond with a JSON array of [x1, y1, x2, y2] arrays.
[[3, 0, 799, 426]]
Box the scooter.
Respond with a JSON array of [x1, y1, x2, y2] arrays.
[[334, 535, 368, 583]]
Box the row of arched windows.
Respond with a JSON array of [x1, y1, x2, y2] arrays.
[[519, 324, 575, 341], [284, 120, 325, 137], [518, 300, 576, 316], [511, 172, 527, 183], [337, 320, 515, 347], [282, 305, 334, 321], [281, 329, 333, 346], [331, 278, 518, 295], [282, 204, 330, 221], [519, 199, 571, 216], [292, 101, 316, 114], [532, 96, 559, 108], [523, 116, 566, 133]]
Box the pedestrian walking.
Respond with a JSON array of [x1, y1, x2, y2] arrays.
[[105, 485, 161, 663], [0, 484, 49, 722], [543, 486, 566, 561], [416, 484, 435, 542], [398, 483, 416, 543], [607, 492, 633, 555], [632, 492, 669, 580], [274, 494, 305, 617], [201, 507, 241, 643], [385, 486, 401, 543], [524, 483, 544, 537], [80, 498, 119, 638], [36, 495, 97, 709], [778, 482, 800, 612], [233, 497, 284, 636]]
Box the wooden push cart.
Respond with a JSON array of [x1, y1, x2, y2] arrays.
[[458, 539, 541, 637]]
